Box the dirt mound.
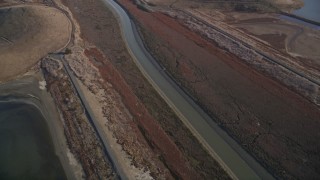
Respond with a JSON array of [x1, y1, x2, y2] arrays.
[[0, 5, 71, 81]]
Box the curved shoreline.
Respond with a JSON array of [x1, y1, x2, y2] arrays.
[[0, 2, 80, 179], [0, 100, 66, 179], [0, 74, 79, 180], [0, 4, 72, 82]]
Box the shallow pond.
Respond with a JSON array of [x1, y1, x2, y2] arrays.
[[0, 102, 66, 179]]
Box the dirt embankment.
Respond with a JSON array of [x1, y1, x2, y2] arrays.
[[117, 0, 320, 179], [41, 57, 116, 179], [64, 42, 173, 179], [61, 0, 230, 178], [82, 47, 200, 179], [0, 5, 71, 82]]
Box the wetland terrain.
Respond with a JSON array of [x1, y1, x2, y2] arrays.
[[0, 0, 319, 179]]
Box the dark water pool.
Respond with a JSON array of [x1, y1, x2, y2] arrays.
[[0, 102, 66, 179], [293, 0, 320, 23]]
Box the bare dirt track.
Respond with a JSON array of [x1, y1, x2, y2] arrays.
[[117, 0, 320, 179], [0, 5, 71, 82]]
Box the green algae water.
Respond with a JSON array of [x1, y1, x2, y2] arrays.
[[0, 102, 66, 179]]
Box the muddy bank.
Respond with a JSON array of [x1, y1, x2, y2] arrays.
[[0, 102, 66, 179], [0, 73, 81, 180]]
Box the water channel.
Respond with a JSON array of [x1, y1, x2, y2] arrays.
[[104, 0, 274, 179]]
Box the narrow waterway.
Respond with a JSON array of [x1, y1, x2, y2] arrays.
[[105, 0, 274, 179], [0, 101, 66, 179], [293, 0, 320, 23]]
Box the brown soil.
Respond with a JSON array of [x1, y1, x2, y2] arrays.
[[0, 5, 70, 81], [117, 0, 320, 179], [61, 0, 230, 178], [256, 33, 286, 50], [296, 56, 320, 72], [238, 27, 287, 50]]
